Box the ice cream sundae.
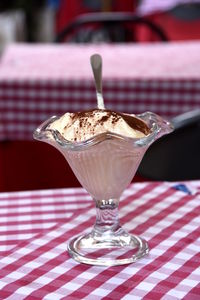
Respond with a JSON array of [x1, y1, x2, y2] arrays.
[[34, 54, 173, 266]]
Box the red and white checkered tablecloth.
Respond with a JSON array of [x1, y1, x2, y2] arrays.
[[0, 42, 200, 141], [0, 181, 199, 299]]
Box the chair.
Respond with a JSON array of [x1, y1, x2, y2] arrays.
[[137, 110, 200, 181], [55, 12, 168, 43]]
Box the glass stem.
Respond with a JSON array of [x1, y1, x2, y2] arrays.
[[94, 198, 121, 234]]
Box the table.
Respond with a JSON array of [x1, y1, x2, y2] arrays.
[[0, 181, 199, 299], [0, 42, 200, 141]]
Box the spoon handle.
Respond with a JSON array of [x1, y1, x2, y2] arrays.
[[90, 54, 105, 109]]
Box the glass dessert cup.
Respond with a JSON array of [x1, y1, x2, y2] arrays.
[[34, 112, 173, 266]]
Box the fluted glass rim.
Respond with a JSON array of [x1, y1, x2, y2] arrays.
[[33, 111, 174, 150]]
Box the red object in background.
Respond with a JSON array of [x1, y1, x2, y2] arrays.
[[56, 0, 136, 33], [1, 141, 80, 192], [0, 141, 145, 192], [111, 0, 136, 12], [137, 11, 200, 42], [152, 12, 200, 41], [56, 1, 200, 42], [56, 0, 88, 33]]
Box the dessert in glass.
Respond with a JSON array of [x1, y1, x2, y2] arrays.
[[34, 55, 173, 266]]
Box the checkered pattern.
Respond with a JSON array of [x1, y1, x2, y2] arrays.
[[0, 181, 199, 299], [0, 43, 200, 140]]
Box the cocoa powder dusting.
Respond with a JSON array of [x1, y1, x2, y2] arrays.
[[69, 109, 150, 139], [119, 113, 150, 135]]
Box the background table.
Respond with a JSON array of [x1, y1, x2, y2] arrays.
[[0, 181, 199, 299], [0, 41, 200, 192], [0, 41, 200, 141]]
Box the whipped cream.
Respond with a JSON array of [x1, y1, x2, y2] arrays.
[[48, 109, 150, 142]]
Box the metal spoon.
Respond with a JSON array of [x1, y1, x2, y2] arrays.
[[90, 54, 105, 109]]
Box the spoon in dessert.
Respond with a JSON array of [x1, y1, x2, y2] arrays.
[[90, 54, 105, 109]]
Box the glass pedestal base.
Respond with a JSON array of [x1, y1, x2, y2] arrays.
[[68, 227, 149, 266]]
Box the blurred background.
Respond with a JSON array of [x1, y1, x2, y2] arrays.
[[0, 0, 200, 50]]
